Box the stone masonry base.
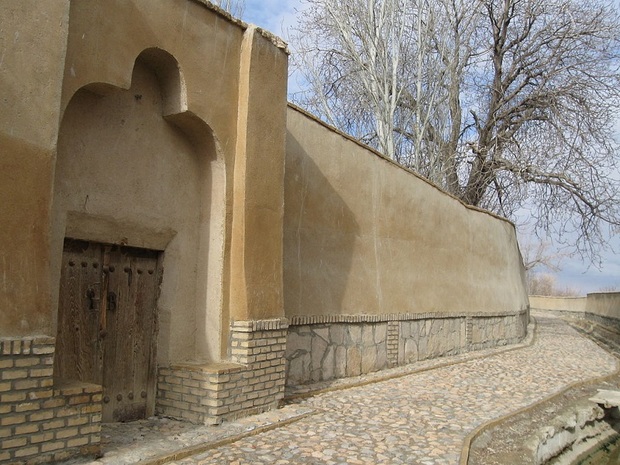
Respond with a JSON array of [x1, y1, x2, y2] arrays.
[[0, 337, 102, 464], [285, 310, 529, 387], [156, 319, 288, 425], [0, 313, 527, 462]]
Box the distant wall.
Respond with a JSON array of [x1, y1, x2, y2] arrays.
[[529, 296, 588, 315], [284, 105, 529, 319], [586, 292, 620, 321], [530, 293, 620, 324]]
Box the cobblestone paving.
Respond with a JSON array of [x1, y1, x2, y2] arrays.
[[169, 317, 617, 465]]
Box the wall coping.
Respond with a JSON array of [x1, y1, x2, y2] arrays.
[[288, 309, 528, 326], [286, 103, 518, 228], [230, 318, 289, 332]]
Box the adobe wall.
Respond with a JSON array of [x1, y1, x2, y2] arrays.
[[1, 1, 288, 461], [529, 296, 588, 317], [2, 1, 532, 462], [283, 105, 530, 386], [530, 293, 620, 329], [0, 0, 69, 338], [586, 293, 620, 322]]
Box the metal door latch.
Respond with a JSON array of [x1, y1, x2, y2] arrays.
[[107, 291, 117, 311]]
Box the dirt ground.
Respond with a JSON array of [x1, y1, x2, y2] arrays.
[[467, 319, 620, 465]]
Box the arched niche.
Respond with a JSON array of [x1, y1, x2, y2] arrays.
[[51, 48, 226, 375]]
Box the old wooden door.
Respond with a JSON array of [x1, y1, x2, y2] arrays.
[[55, 239, 161, 422]]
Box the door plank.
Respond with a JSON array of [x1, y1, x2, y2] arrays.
[[54, 239, 103, 385], [102, 245, 160, 422]]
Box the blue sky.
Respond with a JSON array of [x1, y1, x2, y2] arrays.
[[242, 0, 620, 294], [243, 0, 302, 38]]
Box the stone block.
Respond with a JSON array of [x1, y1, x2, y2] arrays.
[[287, 352, 310, 385], [362, 325, 375, 347], [361, 346, 377, 374], [322, 345, 335, 381], [286, 331, 312, 355], [329, 324, 346, 346], [376, 344, 387, 370], [334, 346, 347, 379], [312, 326, 329, 342], [374, 324, 387, 344], [404, 339, 418, 364], [346, 347, 361, 377], [311, 334, 328, 373], [348, 325, 362, 344]]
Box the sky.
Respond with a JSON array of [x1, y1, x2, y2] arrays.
[[241, 0, 620, 295], [243, 0, 302, 41]]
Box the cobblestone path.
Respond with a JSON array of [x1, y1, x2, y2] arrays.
[[170, 317, 617, 465]]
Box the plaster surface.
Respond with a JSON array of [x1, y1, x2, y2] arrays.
[[284, 105, 529, 319]]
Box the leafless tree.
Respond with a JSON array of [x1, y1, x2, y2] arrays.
[[527, 272, 581, 296], [520, 239, 566, 273], [290, 0, 620, 259], [211, 0, 245, 18]]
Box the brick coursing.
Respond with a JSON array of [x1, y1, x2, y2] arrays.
[[0, 337, 102, 464], [156, 319, 289, 425], [386, 321, 399, 367]]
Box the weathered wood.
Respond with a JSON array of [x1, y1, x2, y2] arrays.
[[56, 240, 160, 423], [55, 239, 103, 385], [102, 245, 160, 422]]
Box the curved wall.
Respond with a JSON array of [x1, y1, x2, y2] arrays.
[[284, 105, 529, 319], [283, 105, 529, 386], [529, 296, 587, 315], [586, 292, 620, 321]]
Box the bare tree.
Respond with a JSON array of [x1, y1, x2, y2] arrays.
[[291, 0, 620, 259], [527, 272, 581, 296], [211, 0, 245, 18], [292, 0, 417, 160], [520, 239, 566, 273]]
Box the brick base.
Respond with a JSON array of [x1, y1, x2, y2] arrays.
[[157, 319, 288, 425], [0, 337, 102, 464]]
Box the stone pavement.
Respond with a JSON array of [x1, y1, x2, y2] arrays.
[[64, 315, 618, 465]]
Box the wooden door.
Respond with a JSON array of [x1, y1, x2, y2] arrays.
[[54, 240, 104, 386], [55, 239, 161, 422]]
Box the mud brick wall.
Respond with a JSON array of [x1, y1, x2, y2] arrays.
[[157, 319, 288, 425], [0, 337, 102, 464], [285, 311, 528, 387]]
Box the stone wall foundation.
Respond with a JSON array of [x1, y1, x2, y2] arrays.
[[285, 310, 528, 387]]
